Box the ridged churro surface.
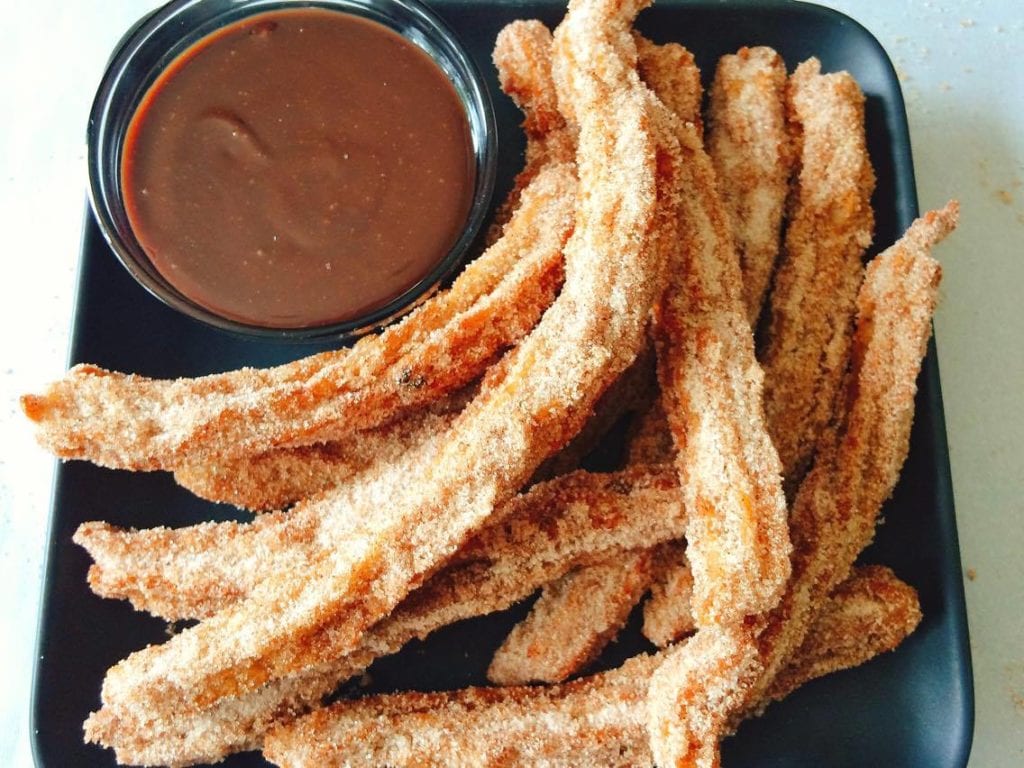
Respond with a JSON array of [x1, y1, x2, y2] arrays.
[[707, 46, 792, 325], [760, 58, 876, 489]]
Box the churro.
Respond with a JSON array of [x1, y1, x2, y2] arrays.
[[77, 466, 683, 623], [707, 46, 792, 325], [172, 396, 463, 511], [642, 547, 696, 647], [636, 38, 703, 136], [640, 48, 792, 766], [765, 565, 922, 703], [268, 652, 660, 768], [649, 622, 762, 768], [645, 37, 790, 629], [744, 203, 956, 715], [262, 567, 921, 768], [486, 20, 574, 239], [760, 58, 876, 489], [487, 548, 657, 685]]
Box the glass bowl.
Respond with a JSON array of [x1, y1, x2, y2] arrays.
[[87, 0, 497, 341]]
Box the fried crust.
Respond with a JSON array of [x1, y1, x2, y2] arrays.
[[487, 548, 659, 685], [759, 58, 877, 490], [707, 46, 792, 325], [742, 202, 956, 717]]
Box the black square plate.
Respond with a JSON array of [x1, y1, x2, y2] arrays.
[[32, 1, 973, 765]]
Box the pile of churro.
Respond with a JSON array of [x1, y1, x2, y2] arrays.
[[22, 1, 958, 766]]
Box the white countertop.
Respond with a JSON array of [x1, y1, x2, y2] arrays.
[[1, 1, 1021, 765]]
